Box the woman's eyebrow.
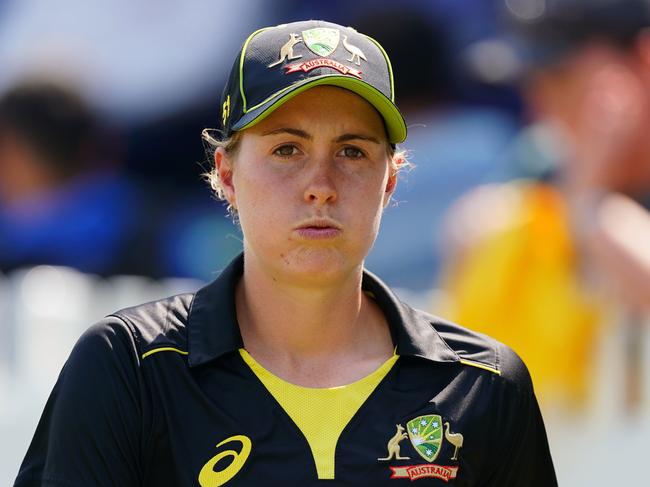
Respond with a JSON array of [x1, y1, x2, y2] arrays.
[[261, 127, 312, 139], [334, 133, 381, 144]]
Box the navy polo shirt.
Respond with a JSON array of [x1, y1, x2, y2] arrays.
[[15, 254, 557, 486]]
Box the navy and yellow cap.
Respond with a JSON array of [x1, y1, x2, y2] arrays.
[[219, 20, 407, 144]]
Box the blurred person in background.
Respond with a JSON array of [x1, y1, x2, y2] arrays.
[[0, 0, 278, 282], [0, 80, 158, 276], [440, 0, 650, 410]]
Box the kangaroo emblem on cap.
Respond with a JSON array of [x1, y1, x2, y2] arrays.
[[268, 33, 302, 68], [342, 35, 367, 65]]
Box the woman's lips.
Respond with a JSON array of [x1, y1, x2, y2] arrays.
[[295, 226, 342, 239], [294, 219, 342, 239]]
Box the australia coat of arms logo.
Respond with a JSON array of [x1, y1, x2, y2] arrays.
[[378, 414, 463, 482], [267, 28, 364, 78]]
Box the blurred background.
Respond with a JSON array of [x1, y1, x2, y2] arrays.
[[2, 0, 650, 484]]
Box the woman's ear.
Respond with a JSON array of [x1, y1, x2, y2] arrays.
[[215, 147, 236, 209], [383, 163, 398, 207]]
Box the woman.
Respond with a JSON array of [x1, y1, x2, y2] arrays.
[[15, 20, 557, 486]]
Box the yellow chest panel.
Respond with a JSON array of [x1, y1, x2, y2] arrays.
[[239, 348, 398, 479]]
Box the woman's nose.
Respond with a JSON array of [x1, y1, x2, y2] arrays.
[[303, 158, 338, 205]]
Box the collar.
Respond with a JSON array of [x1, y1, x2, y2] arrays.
[[187, 253, 459, 368]]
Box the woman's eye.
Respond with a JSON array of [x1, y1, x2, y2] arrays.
[[273, 145, 298, 157], [340, 146, 364, 159]]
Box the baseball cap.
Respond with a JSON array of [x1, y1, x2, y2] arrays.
[[218, 20, 407, 144]]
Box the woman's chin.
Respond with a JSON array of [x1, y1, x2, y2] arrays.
[[278, 247, 361, 285]]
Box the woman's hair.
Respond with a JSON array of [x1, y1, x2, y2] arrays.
[[201, 129, 243, 210], [201, 128, 410, 217]]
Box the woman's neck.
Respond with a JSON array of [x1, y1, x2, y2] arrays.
[[235, 254, 394, 387]]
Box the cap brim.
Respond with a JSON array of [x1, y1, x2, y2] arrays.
[[231, 74, 407, 144]]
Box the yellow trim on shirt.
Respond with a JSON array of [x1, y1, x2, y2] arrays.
[[141, 347, 189, 359], [459, 358, 501, 375], [239, 348, 398, 480]]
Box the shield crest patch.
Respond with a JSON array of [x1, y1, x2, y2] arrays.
[[302, 28, 340, 57], [406, 415, 443, 462]]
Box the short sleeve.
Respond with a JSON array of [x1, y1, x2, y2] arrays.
[[14, 317, 144, 487], [483, 344, 558, 487]]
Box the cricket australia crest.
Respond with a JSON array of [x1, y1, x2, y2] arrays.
[[378, 415, 462, 482], [406, 415, 443, 462], [302, 28, 340, 57]]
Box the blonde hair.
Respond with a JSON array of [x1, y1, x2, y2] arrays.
[[201, 128, 410, 216], [201, 128, 243, 206]]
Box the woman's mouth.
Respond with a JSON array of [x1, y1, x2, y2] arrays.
[[294, 219, 342, 239]]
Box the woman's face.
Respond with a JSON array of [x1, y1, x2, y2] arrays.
[[216, 85, 396, 286]]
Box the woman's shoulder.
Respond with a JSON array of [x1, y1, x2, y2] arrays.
[[67, 292, 196, 371], [411, 307, 535, 393], [99, 292, 197, 362]]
